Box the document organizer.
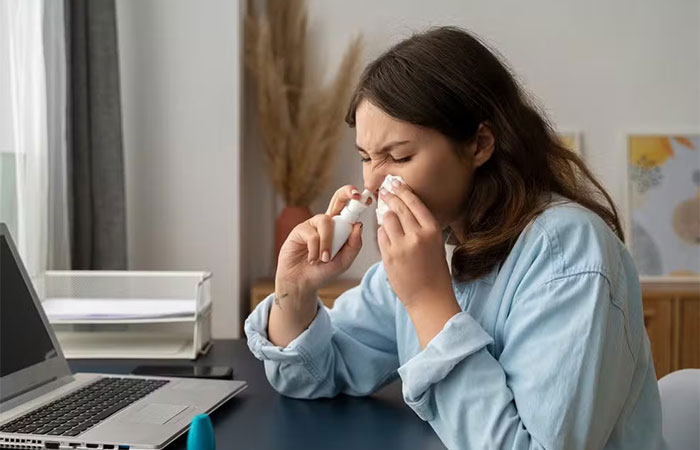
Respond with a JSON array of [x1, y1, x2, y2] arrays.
[[34, 271, 213, 359]]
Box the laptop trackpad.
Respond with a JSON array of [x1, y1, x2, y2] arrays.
[[121, 403, 189, 425]]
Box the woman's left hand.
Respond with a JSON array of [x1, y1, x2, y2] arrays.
[[377, 181, 456, 312]]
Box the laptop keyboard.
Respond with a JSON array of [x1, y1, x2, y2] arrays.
[[0, 377, 169, 437]]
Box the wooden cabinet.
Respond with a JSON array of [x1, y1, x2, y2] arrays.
[[250, 278, 360, 311], [642, 293, 674, 377], [641, 277, 700, 378], [248, 277, 700, 379]]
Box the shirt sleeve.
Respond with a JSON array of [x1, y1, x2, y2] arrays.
[[244, 263, 400, 399], [397, 271, 649, 449]]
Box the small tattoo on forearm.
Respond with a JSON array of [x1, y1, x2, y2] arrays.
[[274, 292, 289, 309]]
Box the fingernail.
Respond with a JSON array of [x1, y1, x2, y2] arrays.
[[321, 251, 330, 263], [351, 189, 360, 197], [391, 180, 401, 189], [380, 188, 388, 197]]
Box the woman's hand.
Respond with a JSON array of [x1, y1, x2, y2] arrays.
[[378, 181, 461, 348], [270, 185, 368, 347], [275, 185, 367, 306]]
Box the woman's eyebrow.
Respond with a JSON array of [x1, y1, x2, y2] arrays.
[[355, 140, 411, 154]]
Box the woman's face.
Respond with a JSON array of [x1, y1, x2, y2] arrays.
[[355, 99, 475, 229]]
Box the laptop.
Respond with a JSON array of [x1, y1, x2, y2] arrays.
[[0, 223, 247, 449]]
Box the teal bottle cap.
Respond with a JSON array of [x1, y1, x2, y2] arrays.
[[187, 414, 215, 450]]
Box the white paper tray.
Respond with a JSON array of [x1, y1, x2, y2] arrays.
[[34, 271, 213, 359]]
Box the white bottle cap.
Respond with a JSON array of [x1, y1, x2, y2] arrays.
[[341, 189, 372, 222]]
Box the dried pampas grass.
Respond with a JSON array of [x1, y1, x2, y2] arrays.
[[245, 0, 363, 206]]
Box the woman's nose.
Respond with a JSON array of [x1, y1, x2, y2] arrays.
[[364, 168, 387, 198]]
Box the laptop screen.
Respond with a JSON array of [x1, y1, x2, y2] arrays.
[[0, 235, 58, 377]]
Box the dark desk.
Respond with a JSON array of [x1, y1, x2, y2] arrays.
[[68, 340, 446, 450]]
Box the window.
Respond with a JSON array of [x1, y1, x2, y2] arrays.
[[0, 153, 17, 236], [0, 0, 17, 238]]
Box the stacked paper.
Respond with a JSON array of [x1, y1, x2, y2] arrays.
[[42, 298, 196, 321]]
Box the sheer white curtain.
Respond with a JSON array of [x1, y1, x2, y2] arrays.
[[7, 0, 48, 278], [6, 0, 70, 277]]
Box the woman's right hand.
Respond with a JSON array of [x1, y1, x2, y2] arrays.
[[275, 185, 369, 300], [269, 185, 371, 347]]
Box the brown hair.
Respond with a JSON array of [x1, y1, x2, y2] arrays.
[[345, 26, 624, 282]]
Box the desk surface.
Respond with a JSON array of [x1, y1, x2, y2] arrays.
[[68, 340, 446, 450]]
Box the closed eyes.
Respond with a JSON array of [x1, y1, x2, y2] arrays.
[[359, 155, 412, 164]]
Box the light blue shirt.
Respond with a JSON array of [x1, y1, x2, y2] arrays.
[[245, 199, 665, 449]]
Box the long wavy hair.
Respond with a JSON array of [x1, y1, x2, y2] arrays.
[[345, 26, 624, 282]]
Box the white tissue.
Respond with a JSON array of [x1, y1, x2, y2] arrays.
[[376, 174, 407, 225]]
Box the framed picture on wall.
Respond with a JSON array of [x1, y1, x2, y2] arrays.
[[626, 133, 700, 278], [557, 131, 582, 155]]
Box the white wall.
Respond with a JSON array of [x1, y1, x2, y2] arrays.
[[242, 0, 700, 294], [116, 0, 243, 338], [113, 0, 699, 334]]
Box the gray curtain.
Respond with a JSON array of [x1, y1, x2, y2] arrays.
[[65, 0, 127, 270]]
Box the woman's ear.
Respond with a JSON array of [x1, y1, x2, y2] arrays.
[[473, 122, 495, 168]]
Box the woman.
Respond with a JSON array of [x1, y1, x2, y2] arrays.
[[245, 27, 664, 449]]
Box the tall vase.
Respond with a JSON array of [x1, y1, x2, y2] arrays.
[[275, 205, 313, 262]]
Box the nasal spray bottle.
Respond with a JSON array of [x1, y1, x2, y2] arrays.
[[329, 189, 372, 260]]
